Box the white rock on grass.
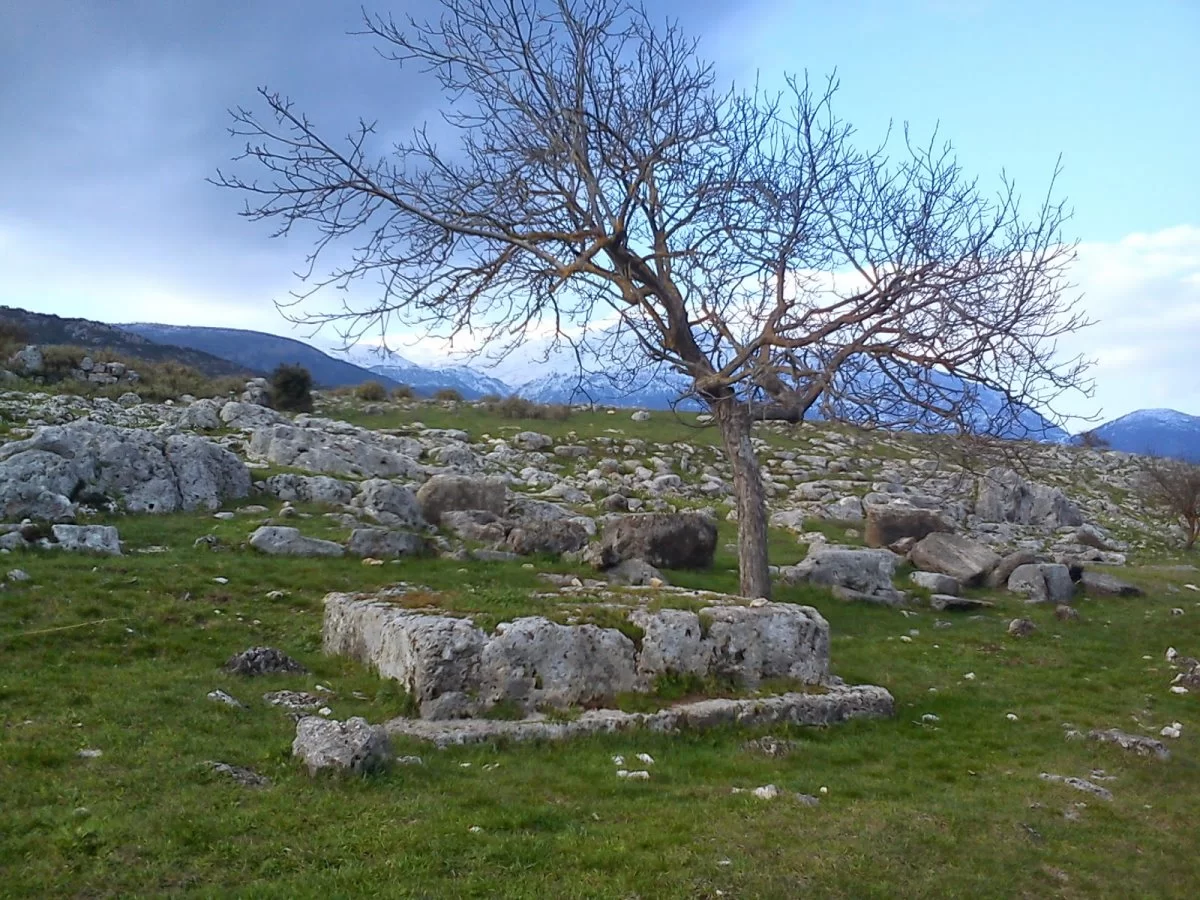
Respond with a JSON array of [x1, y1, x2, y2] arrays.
[[249, 526, 344, 558], [50, 525, 121, 556], [293, 716, 392, 775]]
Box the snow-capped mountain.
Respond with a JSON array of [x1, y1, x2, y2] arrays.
[[1085, 408, 1200, 461], [321, 343, 512, 400]]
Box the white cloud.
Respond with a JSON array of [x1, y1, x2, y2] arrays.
[[1058, 224, 1200, 421]]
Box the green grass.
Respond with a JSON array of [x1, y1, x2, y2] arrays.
[[1, 504, 1198, 897]]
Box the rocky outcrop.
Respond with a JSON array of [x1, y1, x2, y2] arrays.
[[0, 421, 250, 520], [49, 524, 121, 555], [250, 422, 423, 480], [353, 479, 425, 528], [592, 512, 717, 570], [258, 474, 357, 506], [323, 592, 831, 715], [975, 467, 1083, 528], [346, 528, 426, 559], [781, 546, 903, 605], [909, 533, 1001, 586]]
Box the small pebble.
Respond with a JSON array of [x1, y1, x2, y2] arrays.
[[212, 577, 229, 585], [77, 749, 102, 759], [1006, 713, 1019, 722]]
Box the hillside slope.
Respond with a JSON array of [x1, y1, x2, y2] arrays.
[[119, 323, 397, 389], [0, 307, 255, 378], [1090, 408, 1200, 462]]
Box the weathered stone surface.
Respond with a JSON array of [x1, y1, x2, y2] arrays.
[[505, 519, 590, 556], [910, 571, 960, 595], [224, 646, 307, 676], [250, 423, 422, 479], [353, 479, 424, 528], [347, 528, 426, 559], [249, 526, 345, 558], [219, 401, 285, 431], [49, 524, 121, 555], [259, 474, 356, 506], [910, 533, 1001, 586], [1088, 728, 1170, 761], [594, 512, 718, 570], [0, 422, 250, 519], [1007, 563, 1075, 604], [416, 474, 507, 526], [702, 604, 830, 686], [440, 509, 507, 544], [1080, 571, 1144, 597], [384, 684, 896, 747], [293, 716, 392, 775], [9, 345, 44, 375], [323, 595, 486, 701], [782, 547, 902, 604], [629, 608, 714, 682], [865, 506, 951, 549], [975, 467, 1083, 528], [1039, 773, 1113, 801], [206, 760, 271, 788], [480, 618, 638, 709]]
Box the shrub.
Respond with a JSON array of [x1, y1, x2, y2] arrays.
[[479, 392, 502, 405], [0, 320, 29, 358], [1140, 457, 1200, 550], [355, 380, 388, 402], [432, 387, 464, 402], [485, 394, 572, 421], [270, 363, 314, 412], [391, 384, 415, 400]]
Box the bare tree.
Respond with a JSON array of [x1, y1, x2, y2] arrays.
[[214, 0, 1091, 598], [1140, 457, 1200, 550]]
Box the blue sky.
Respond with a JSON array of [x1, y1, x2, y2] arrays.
[[0, 0, 1196, 423]]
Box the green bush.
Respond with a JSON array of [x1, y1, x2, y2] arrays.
[[270, 364, 313, 412], [0, 320, 29, 358], [391, 384, 415, 400], [432, 387, 464, 402], [355, 380, 388, 402]]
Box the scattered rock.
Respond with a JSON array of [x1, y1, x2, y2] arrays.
[[1039, 773, 1113, 801], [1007, 563, 1076, 605], [604, 558, 667, 587], [206, 689, 245, 708], [263, 690, 323, 714], [593, 512, 717, 570], [864, 505, 952, 549], [910, 571, 960, 595], [249, 526, 344, 558], [782, 546, 903, 605], [223, 646, 308, 676], [346, 528, 426, 559], [1007, 618, 1037, 638], [1079, 571, 1143, 597], [742, 736, 798, 758], [930, 595, 993, 612], [48, 524, 121, 555], [293, 716, 392, 775], [206, 760, 271, 788], [1087, 728, 1170, 761]]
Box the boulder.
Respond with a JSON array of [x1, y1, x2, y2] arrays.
[[1007, 563, 1076, 604], [782, 547, 902, 604], [0, 422, 249, 519], [909, 571, 959, 595], [628, 608, 714, 681], [986, 550, 1039, 588], [929, 594, 993, 612], [865, 505, 952, 549], [177, 401, 221, 430], [416, 474, 507, 526], [909, 533, 1001, 587], [347, 528, 426, 559], [9, 345, 44, 376], [249, 526, 345, 558], [974, 467, 1083, 528], [479, 618, 638, 709], [439, 510, 507, 545], [49, 524, 121, 555], [323, 596, 487, 700], [505, 519, 590, 556], [259, 473, 357, 507], [594, 512, 717, 570], [354, 479, 424, 528], [219, 401, 285, 430], [293, 716, 392, 775], [1079, 570, 1143, 597], [1007, 618, 1037, 637], [702, 604, 830, 686]]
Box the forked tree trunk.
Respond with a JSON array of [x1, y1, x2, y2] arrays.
[[712, 396, 772, 599]]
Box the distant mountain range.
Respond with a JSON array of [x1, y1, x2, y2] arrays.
[[1, 307, 1196, 460], [1085, 409, 1200, 462]]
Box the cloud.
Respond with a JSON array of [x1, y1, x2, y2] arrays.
[[1056, 225, 1200, 421]]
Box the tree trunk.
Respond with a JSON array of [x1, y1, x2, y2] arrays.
[[712, 396, 772, 599]]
